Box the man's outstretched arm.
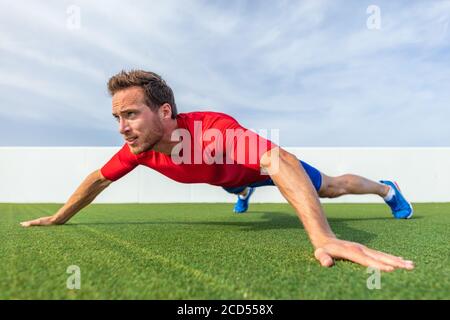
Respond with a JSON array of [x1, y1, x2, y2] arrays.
[[20, 169, 112, 227], [260, 147, 414, 272]]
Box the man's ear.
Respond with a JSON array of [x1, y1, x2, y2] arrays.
[[159, 103, 173, 120]]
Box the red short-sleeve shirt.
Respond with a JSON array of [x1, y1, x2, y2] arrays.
[[100, 111, 277, 188]]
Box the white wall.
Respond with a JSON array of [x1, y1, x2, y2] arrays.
[[0, 147, 448, 203]]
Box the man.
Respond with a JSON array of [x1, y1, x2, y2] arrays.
[[21, 70, 414, 272]]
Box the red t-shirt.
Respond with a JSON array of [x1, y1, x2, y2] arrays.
[[100, 111, 278, 188]]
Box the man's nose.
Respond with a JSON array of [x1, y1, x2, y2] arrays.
[[119, 118, 130, 135]]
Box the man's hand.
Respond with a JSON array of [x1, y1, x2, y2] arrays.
[[20, 216, 60, 227], [314, 238, 415, 272], [19, 169, 111, 228]]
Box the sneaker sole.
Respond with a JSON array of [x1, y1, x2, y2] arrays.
[[393, 181, 414, 219]]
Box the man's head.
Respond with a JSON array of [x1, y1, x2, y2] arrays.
[[108, 70, 178, 154]]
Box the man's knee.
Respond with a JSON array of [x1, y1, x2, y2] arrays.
[[318, 174, 348, 198]]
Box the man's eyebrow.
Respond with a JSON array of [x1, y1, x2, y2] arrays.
[[112, 108, 138, 116]]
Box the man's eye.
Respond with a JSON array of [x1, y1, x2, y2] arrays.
[[127, 112, 135, 117]]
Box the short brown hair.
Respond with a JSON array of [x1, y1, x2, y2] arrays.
[[107, 70, 178, 119]]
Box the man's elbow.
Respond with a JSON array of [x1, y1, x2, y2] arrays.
[[92, 169, 113, 189], [260, 147, 297, 173]]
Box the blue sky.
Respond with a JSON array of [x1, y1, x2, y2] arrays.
[[1, 0, 449, 147]]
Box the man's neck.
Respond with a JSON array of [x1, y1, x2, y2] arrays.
[[152, 118, 179, 155]]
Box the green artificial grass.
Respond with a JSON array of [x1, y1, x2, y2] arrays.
[[0, 203, 449, 299]]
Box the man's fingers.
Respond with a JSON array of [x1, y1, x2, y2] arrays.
[[316, 240, 414, 272], [325, 245, 395, 272], [364, 248, 415, 270], [346, 251, 395, 272], [20, 218, 43, 227], [20, 220, 38, 227], [314, 248, 335, 267]]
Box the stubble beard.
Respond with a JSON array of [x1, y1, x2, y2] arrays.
[[130, 131, 163, 155]]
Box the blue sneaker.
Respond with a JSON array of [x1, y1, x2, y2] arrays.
[[233, 187, 255, 214], [380, 180, 413, 219]]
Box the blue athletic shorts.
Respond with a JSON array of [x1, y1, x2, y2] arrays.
[[223, 160, 322, 194]]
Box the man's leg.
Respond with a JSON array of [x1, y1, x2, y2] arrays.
[[318, 174, 413, 219], [318, 174, 389, 198], [237, 188, 250, 197], [225, 159, 412, 218], [222, 185, 256, 213]]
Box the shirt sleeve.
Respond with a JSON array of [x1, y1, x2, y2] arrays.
[[208, 113, 278, 170], [100, 144, 139, 181]]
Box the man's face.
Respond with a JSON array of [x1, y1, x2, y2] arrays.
[[112, 87, 164, 155]]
